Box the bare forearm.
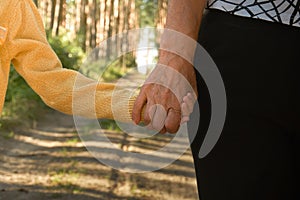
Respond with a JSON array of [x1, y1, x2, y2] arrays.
[[165, 0, 206, 40], [159, 0, 206, 64], [133, 1, 206, 132]]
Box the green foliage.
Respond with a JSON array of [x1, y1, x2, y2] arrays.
[[4, 67, 40, 104], [98, 119, 121, 131], [136, 0, 159, 27], [2, 131, 15, 140], [1, 31, 85, 128], [81, 52, 137, 82], [1, 66, 44, 126], [47, 30, 85, 70], [102, 53, 137, 82]]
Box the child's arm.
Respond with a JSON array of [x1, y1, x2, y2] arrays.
[[7, 0, 133, 122]]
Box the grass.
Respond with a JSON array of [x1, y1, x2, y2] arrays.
[[66, 137, 80, 144], [48, 165, 81, 194], [2, 131, 15, 139]]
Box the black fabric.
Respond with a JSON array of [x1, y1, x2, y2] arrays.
[[189, 9, 300, 200]]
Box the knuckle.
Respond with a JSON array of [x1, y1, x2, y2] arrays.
[[165, 113, 181, 133], [144, 115, 151, 124], [159, 127, 167, 134], [140, 85, 151, 94], [165, 123, 179, 134], [167, 127, 179, 134], [161, 89, 173, 97]]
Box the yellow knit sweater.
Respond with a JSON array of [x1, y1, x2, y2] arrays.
[[0, 0, 135, 122]]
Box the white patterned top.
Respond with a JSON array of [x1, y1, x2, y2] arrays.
[[207, 0, 300, 27]]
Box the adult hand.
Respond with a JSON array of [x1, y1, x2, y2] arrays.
[[132, 51, 197, 134]]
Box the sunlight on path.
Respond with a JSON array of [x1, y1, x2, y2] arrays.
[[0, 110, 198, 200]]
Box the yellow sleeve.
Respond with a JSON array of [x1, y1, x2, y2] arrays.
[[7, 0, 134, 122]]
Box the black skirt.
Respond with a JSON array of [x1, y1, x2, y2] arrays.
[[189, 9, 300, 200]]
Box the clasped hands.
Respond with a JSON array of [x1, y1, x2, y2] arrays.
[[132, 51, 198, 134]]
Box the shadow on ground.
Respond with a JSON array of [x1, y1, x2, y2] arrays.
[[0, 110, 198, 200]]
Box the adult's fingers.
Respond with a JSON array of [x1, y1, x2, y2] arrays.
[[164, 108, 181, 133], [132, 92, 147, 124], [159, 126, 167, 134], [144, 100, 155, 126], [151, 104, 167, 131]]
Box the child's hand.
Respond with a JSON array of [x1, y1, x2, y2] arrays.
[[181, 93, 196, 124]]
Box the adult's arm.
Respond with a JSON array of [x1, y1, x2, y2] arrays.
[[132, 0, 206, 133]]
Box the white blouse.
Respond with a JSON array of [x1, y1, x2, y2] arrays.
[[207, 0, 300, 27]]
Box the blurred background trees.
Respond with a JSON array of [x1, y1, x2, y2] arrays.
[[1, 0, 168, 127], [36, 0, 167, 52]]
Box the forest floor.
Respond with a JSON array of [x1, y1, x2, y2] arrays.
[[0, 109, 198, 200]]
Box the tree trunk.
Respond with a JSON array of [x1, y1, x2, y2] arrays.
[[105, 0, 114, 60], [79, 0, 88, 51], [33, 0, 38, 7], [50, 0, 57, 32], [89, 0, 98, 49], [55, 0, 65, 36]]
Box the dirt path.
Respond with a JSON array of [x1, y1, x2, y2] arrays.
[[0, 110, 198, 200]]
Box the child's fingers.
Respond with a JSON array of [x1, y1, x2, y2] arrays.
[[180, 93, 197, 124], [181, 102, 190, 124], [182, 96, 192, 114], [181, 102, 189, 116], [181, 116, 190, 124], [183, 93, 196, 114]]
